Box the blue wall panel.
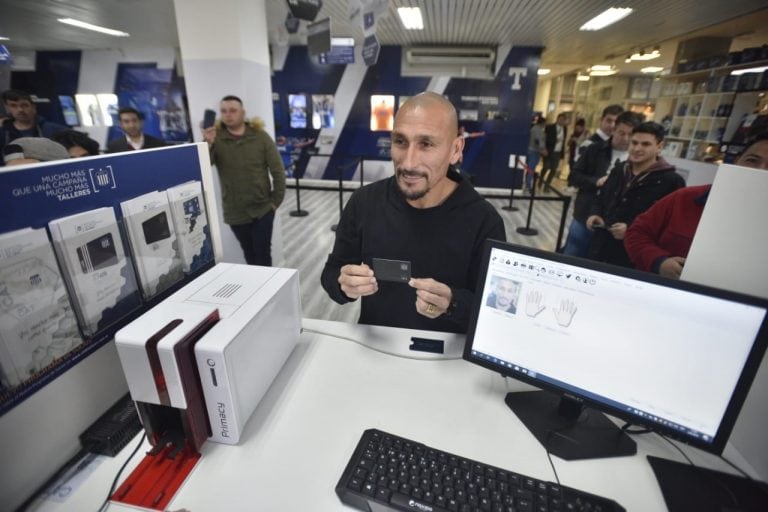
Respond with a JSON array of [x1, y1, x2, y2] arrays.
[[271, 44, 541, 187]]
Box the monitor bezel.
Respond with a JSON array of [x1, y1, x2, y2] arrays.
[[463, 239, 768, 455]]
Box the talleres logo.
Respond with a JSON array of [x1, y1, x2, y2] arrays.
[[408, 499, 432, 512]]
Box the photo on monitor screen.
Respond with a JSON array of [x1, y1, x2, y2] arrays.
[[58, 95, 80, 126], [370, 95, 394, 132], [289, 94, 307, 129], [312, 94, 334, 129]]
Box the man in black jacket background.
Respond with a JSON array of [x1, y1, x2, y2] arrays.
[[562, 111, 642, 257], [107, 107, 166, 153], [586, 122, 685, 267], [540, 112, 568, 190]]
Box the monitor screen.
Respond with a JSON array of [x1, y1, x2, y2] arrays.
[[464, 240, 768, 460]]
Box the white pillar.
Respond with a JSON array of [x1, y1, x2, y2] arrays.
[[174, 0, 284, 264]]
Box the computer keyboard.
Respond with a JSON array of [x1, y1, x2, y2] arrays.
[[336, 428, 626, 512]]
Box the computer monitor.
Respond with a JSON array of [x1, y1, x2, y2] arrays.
[[464, 240, 768, 461]]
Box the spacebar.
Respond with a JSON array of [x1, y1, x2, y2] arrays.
[[389, 492, 450, 512]]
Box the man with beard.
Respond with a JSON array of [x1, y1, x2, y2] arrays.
[[202, 95, 285, 266], [1, 89, 67, 165], [321, 92, 506, 333]]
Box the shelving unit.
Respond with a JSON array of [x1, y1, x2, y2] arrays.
[[655, 58, 767, 161]]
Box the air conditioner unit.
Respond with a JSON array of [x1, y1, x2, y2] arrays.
[[402, 46, 496, 79]]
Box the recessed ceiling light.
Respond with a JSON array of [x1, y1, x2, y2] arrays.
[[58, 18, 130, 37], [588, 65, 618, 76], [641, 66, 664, 73], [579, 7, 633, 31], [397, 7, 424, 30], [731, 66, 768, 76], [537, 69, 551, 75]]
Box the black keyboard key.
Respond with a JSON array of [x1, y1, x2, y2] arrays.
[[336, 429, 626, 512]]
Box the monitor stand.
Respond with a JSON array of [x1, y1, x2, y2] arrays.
[[648, 456, 768, 512], [505, 390, 636, 460]]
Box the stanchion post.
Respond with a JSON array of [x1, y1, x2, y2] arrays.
[[516, 170, 539, 236], [502, 161, 521, 212], [289, 164, 309, 217]]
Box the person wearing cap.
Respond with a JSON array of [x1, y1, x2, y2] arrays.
[[2, 137, 69, 166], [0, 89, 68, 165], [107, 107, 166, 153]]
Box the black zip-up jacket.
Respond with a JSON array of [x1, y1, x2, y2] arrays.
[[568, 139, 613, 222], [588, 158, 685, 267]]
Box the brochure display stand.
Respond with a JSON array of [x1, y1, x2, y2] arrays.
[[0, 143, 221, 414], [120, 191, 184, 299], [0, 228, 82, 388], [49, 207, 141, 336]]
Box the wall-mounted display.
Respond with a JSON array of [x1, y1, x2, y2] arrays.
[[289, 94, 307, 129], [312, 94, 335, 129], [96, 93, 119, 127], [75, 94, 103, 127], [58, 95, 80, 126], [370, 95, 394, 131]]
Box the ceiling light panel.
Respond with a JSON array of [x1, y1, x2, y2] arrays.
[[579, 7, 633, 31]]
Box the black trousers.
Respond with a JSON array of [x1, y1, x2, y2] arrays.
[[540, 151, 562, 188], [230, 210, 275, 266]]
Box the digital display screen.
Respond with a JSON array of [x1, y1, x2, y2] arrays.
[[370, 95, 394, 132], [289, 94, 307, 129]]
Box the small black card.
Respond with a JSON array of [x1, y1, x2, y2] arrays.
[[372, 258, 411, 283]]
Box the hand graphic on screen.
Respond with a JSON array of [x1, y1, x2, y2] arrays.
[[525, 290, 546, 318], [553, 298, 577, 327]]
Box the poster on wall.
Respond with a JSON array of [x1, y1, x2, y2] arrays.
[[370, 95, 394, 131], [96, 93, 118, 127], [75, 94, 103, 127], [312, 94, 334, 129], [289, 94, 308, 128], [59, 96, 80, 126], [112, 64, 190, 143]]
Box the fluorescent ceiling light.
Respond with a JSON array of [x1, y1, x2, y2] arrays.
[[641, 66, 664, 73], [331, 37, 354, 46], [577, 74, 590, 81], [579, 7, 633, 31], [731, 66, 768, 76], [397, 7, 424, 30], [588, 65, 617, 76], [0, 36, 9, 41], [58, 18, 130, 37], [537, 68, 551, 75]]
